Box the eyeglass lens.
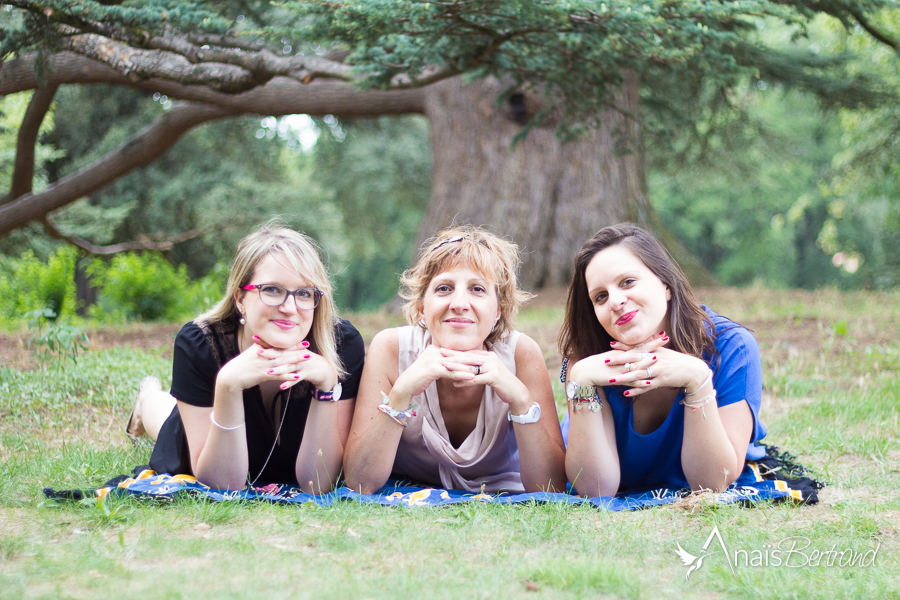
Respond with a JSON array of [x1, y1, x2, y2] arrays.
[[257, 284, 319, 309]]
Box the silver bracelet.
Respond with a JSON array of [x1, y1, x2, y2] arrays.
[[210, 411, 245, 431], [684, 369, 713, 396]]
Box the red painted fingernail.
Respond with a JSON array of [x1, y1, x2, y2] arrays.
[[652, 355, 657, 360], [302, 341, 309, 347], [662, 337, 669, 342], [267, 369, 274, 374], [303, 354, 310, 359], [609, 378, 616, 383], [610, 341, 617, 345], [623, 391, 630, 397], [659, 331, 665, 336], [604, 359, 610, 363], [646, 381, 651, 385]]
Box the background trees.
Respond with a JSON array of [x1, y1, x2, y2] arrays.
[[1, 1, 898, 316]]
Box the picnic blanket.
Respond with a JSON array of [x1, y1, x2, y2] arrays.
[[44, 445, 822, 511]]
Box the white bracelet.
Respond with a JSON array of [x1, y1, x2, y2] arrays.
[[680, 390, 716, 420], [210, 411, 245, 431], [684, 369, 713, 396]]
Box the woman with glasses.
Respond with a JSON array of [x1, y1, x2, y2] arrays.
[[126, 222, 365, 492], [343, 226, 566, 495], [558, 223, 766, 497]]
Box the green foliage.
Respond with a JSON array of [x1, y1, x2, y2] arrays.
[[86, 252, 204, 322], [314, 116, 432, 310], [24, 308, 89, 368], [0, 246, 78, 327]]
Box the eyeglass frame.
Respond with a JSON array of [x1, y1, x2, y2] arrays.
[[240, 283, 323, 310]]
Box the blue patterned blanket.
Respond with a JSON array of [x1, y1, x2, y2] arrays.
[[44, 446, 821, 510]]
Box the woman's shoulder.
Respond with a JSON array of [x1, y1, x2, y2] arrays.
[[702, 306, 760, 363], [174, 320, 211, 354]]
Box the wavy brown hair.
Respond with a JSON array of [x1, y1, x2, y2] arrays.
[[400, 225, 532, 346], [558, 223, 714, 363]]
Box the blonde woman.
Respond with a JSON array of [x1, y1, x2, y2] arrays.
[[343, 226, 566, 495], [127, 223, 365, 492]]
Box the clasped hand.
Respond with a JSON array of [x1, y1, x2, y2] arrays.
[[569, 332, 706, 399], [392, 345, 529, 412], [218, 335, 336, 393]]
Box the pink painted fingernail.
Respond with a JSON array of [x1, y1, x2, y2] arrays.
[[646, 381, 651, 385], [302, 341, 309, 347], [253, 335, 261, 340], [258, 349, 264, 355], [280, 383, 289, 390], [268, 369, 275, 374], [609, 378, 616, 383], [604, 359, 610, 364], [294, 375, 300, 379], [303, 354, 310, 359], [652, 355, 657, 360]]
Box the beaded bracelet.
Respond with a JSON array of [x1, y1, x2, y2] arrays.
[[680, 390, 716, 420], [569, 396, 602, 413], [378, 391, 418, 427]]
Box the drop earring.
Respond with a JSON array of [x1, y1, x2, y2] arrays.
[[238, 309, 246, 325]]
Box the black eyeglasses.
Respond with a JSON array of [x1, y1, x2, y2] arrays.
[[241, 284, 323, 310]]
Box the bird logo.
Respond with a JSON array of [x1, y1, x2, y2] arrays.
[[674, 526, 735, 580], [675, 542, 708, 579]]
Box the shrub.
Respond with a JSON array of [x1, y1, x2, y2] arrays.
[[87, 252, 196, 322], [0, 247, 78, 328]]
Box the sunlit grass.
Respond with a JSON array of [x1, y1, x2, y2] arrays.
[[1, 288, 898, 598]]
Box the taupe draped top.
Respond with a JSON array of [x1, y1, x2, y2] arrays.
[[391, 326, 524, 493]]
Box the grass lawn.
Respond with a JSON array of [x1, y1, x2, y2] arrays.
[[1, 287, 898, 599]]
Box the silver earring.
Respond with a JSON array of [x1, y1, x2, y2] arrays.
[[238, 311, 246, 325]]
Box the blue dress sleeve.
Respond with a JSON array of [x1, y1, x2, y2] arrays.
[[709, 314, 767, 459]]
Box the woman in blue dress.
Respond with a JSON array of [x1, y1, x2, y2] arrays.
[[558, 223, 767, 497]]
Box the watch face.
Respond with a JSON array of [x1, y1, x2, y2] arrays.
[[565, 381, 577, 400], [332, 381, 343, 402]]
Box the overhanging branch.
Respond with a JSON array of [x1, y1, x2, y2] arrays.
[[39, 217, 207, 255], [0, 101, 235, 236], [1, 83, 58, 205]]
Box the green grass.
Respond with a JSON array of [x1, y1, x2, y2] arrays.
[[1, 288, 899, 599]]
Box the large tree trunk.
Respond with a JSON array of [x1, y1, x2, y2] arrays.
[[422, 73, 651, 289]]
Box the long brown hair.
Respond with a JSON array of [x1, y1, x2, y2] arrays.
[[558, 223, 713, 363]]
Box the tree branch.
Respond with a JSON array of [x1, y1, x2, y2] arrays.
[[1, 83, 58, 205], [1, 53, 427, 117], [39, 217, 207, 255], [0, 101, 235, 236], [848, 9, 899, 51]]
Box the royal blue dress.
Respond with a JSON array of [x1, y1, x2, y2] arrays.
[[561, 307, 766, 493]]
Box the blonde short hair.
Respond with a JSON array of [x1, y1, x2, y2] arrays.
[[197, 220, 345, 377], [400, 226, 532, 346]]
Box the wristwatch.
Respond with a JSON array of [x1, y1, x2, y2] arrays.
[[566, 381, 597, 401], [313, 381, 342, 402], [508, 402, 541, 424]]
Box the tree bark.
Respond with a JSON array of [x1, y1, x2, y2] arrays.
[[422, 73, 652, 289]]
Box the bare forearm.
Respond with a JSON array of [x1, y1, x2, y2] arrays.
[[513, 422, 567, 493], [681, 405, 743, 492], [296, 401, 344, 494], [343, 391, 407, 494], [565, 410, 619, 497], [194, 429, 250, 490]]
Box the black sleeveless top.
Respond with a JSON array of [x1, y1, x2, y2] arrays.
[[149, 317, 365, 486]]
